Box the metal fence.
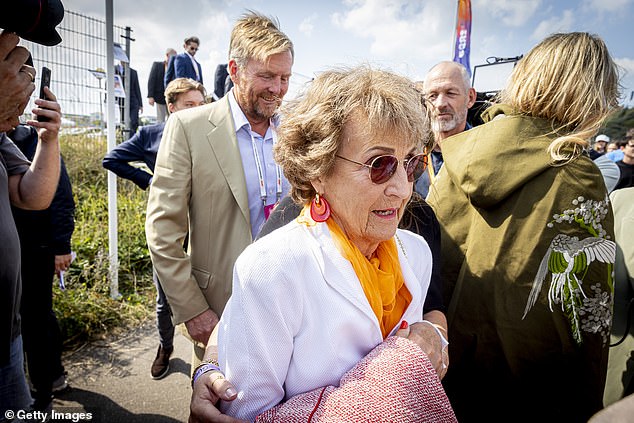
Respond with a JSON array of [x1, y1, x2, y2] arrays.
[[22, 10, 133, 132]]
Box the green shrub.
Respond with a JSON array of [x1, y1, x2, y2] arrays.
[[55, 134, 154, 346]]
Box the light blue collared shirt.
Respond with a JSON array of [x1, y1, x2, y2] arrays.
[[228, 90, 290, 239], [606, 149, 624, 162]]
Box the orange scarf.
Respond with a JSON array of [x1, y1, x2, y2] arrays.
[[324, 214, 411, 339]]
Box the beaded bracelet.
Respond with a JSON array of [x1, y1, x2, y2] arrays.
[[191, 359, 221, 388]]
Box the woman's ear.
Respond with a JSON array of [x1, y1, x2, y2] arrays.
[[310, 178, 325, 195]]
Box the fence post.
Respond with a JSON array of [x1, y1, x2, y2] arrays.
[[106, 0, 120, 300]]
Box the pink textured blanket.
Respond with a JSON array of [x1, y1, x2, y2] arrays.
[[256, 336, 457, 423]]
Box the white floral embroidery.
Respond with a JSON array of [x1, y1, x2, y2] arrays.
[[578, 284, 613, 345], [523, 196, 614, 345]]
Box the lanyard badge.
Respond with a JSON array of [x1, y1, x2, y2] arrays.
[[250, 121, 282, 220]]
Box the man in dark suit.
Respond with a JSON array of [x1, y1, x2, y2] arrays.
[[103, 78, 206, 380], [116, 64, 143, 134], [212, 63, 233, 100], [148, 48, 176, 122], [164, 36, 203, 88]]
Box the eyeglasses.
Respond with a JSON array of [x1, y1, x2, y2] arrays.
[[335, 153, 428, 184]]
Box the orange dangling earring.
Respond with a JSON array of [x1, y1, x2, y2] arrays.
[[310, 193, 331, 222]]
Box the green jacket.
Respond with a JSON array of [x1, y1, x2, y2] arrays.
[[428, 104, 615, 422]]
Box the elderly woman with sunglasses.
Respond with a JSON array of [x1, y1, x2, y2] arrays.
[[193, 66, 455, 422]]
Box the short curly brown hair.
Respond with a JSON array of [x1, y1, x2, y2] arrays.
[[164, 77, 206, 106], [274, 65, 431, 204]]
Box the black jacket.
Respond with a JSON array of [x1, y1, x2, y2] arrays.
[[148, 61, 167, 105], [213, 63, 233, 99], [10, 125, 75, 254]]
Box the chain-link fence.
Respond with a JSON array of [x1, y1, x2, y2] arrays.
[[22, 10, 133, 136]]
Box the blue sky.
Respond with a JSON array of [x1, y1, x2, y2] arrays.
[[62, 0, 634, 117]]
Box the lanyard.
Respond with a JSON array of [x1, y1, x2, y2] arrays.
[[427, 151, 442, 185], [424, 147, 436, 185], [427, 159, 436, 184], [249, 121, 283, 206]]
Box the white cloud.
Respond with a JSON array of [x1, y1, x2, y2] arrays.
[[615, 57, 634, 105], [616, 57, 634, 72], [48, 0, 634, 111], [330, 0, 452, 68], [530, 9, 575, 41], [299, 14, 317, 37], [583, 0, 633, 12], [615, 57, 634, 87], [475, 0, 542, 27]]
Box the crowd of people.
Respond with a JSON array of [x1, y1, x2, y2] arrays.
[[1, 2, 634, 423]]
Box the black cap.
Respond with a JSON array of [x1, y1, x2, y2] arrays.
[[0, 0, 65, 46]]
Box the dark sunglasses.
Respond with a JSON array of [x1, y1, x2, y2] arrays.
[[336, 153, 428, 184]]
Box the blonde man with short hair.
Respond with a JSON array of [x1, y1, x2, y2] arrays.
[[164, 77, 206, 113], [146, 11, 295, 372], [103, 77, 206, 379]]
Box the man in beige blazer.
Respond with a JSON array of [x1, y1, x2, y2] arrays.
[[146, 11, 294, 367]]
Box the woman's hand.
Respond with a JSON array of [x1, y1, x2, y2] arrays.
[[395, 321, 448, 379], [28, 87, 62, 141], [189, 370, 245, 423]]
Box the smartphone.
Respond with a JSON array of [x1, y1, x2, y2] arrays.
[[37, 66, 51, 122]]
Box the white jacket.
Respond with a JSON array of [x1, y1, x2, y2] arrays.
[[218, 219, 433, 421]]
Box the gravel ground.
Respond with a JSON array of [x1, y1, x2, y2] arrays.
[[51, 320, 192, 423]]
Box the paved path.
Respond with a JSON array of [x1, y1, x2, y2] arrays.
[[52, 320, 192, 422]]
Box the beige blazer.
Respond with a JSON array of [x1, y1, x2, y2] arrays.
[[146, 96, 252, 324]]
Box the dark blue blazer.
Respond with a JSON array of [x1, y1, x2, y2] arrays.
[[213, 63, 229, 99], [164, 53, 203, 88], [102, 122, 165, 190]]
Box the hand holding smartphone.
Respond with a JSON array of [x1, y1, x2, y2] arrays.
[[37, 66, 51, 122]]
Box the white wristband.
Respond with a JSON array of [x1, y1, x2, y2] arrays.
[[420, 320, 449, 349]]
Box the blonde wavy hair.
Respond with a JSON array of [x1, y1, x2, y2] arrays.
[[274, 65, 432, 204], [498, 32, 620, 164], [229, 10, 294, 68]]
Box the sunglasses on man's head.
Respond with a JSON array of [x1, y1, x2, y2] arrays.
[[335, 153, 428, 184]]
